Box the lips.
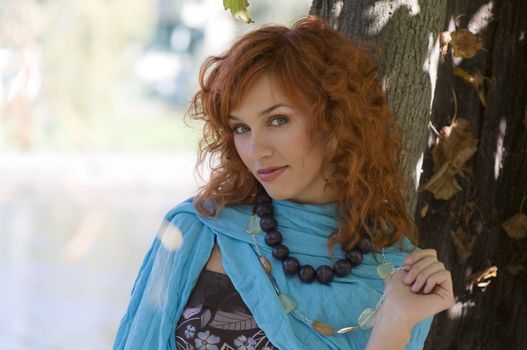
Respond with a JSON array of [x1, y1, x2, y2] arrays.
[[257, 166, 288, 182]]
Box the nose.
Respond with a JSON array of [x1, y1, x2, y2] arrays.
[[247, 131, 273, 160]]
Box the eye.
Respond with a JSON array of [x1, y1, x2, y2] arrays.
[[232, 124, 250, 134], [270, 116, 288, 126]]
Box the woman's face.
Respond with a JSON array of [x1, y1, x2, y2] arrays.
[[228, 74, 336, 203]]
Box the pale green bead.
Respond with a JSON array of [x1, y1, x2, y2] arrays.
[[246, 215, 262, 235], [278, 293, 297, 313], [377, 262, 395, 279], [358, 307, 376, 330]]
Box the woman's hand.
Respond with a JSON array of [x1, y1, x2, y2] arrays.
[[365, 249, 454, 350], [382, 249, 455, 327]]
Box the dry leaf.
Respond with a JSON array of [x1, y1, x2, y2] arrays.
[[423, 120, 478, 200], [439, 31, 452, 63], [423, 162, 463, 200], [432, 118, 478, 172], [420, 202, 429, 218], [450, 227, 476, 264], [470, 266, 497, 287], [501, 213, 527, 240], [453, 68, 488, 106], [450, 29, 483, 59]]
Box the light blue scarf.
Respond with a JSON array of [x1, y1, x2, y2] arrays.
[[114, 198, 432, 349]]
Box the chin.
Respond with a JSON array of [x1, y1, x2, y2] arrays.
[[260, 186, 294, 200]]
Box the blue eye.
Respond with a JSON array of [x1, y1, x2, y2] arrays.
[[232, 125, 250, 134], [270, 116, 288, 126], [231, 116, 287, 134]]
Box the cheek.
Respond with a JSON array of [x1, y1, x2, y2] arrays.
[[285, 129, 311, 154], [303, 142, 326, 171], [233, 138, 250, 165], [233, 138, 243, 158]]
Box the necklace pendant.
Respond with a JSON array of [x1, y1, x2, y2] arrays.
[[312, 321, 335, 335], [376, 262, 394, 279], [246, 215, 262, 235], [357, 307, 376, 330], [259, 255, 273, 275], [278, 293, 297, 313]]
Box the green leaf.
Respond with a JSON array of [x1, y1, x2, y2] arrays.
[[223, 0, 253, 24]]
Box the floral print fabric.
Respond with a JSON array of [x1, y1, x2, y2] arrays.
[[176, 270, 276, 350]]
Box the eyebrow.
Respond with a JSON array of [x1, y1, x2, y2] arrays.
[[228, 103, 291, 121]]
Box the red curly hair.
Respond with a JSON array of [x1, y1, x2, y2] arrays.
[[188, 16, 417, 250]]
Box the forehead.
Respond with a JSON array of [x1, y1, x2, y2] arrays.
[[230, 73, 308, 117], [231, 75, 282, 114]]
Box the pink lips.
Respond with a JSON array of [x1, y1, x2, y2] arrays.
[[257, 166, 288, 182]]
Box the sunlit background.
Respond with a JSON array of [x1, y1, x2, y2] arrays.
[[0, 1, 311, 348]]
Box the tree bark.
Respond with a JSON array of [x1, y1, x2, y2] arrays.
[[311, 0, 527, 349], [417, 1, 527, 349]]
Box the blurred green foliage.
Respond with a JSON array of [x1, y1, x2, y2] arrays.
[[0, 0, 183, 150], [0, 0, 310, 150], [38, 0, 154, 121]]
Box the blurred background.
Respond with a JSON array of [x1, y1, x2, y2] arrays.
[[0, 0, 310, 348]]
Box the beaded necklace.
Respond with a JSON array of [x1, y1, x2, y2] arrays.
[[250, 193, 374, 285], [246, 194, 408, 335]]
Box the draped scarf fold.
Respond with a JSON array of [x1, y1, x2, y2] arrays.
[[114, 198, 432, 349]]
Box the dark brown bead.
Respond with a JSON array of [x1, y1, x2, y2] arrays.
[[346, 247, 363, 266], [259, 214, 277, 231], [272, 244, 289, 260], [256, 194, 272, 206], [316, 265, 334, 284], [357, 236, 372, 253], [298, 265, 316, 283], [333, 259, 352, 277], [255, 202, 273, 217], [282, 257, 300, 274], [264, 230, 283, 246]]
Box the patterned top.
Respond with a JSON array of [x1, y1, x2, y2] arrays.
[[176, 269, 276, 350]]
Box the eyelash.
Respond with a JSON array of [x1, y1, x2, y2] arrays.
[[232, 116, 288, 134]]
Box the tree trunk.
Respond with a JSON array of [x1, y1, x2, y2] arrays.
[[311, 1, 527, 349], [417, 1, 527, 349]]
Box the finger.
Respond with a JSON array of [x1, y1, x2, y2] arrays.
[[411, 262, 445, 293], [404, 249, 437, 265], [423, 270, 453, 300], [424, 271, 455, 311], [406, 271, 455, 320], [403, 256, 439, 285]]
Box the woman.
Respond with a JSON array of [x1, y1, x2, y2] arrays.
[[114, 17, 454, 350]]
